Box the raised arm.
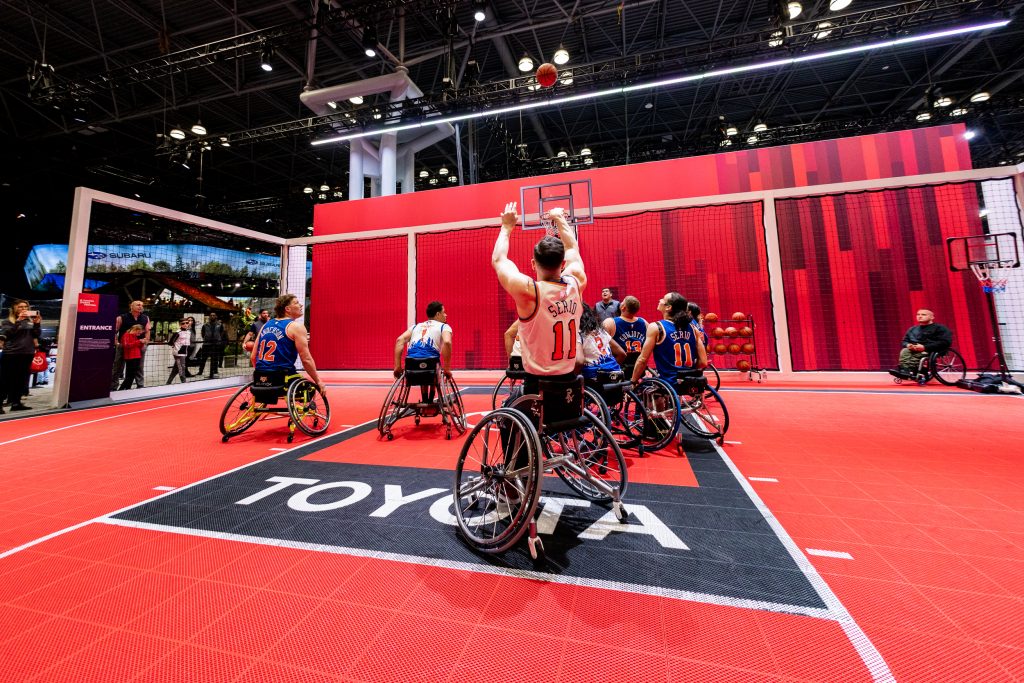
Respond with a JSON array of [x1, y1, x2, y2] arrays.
[[491, 201, 535, 315], [393, 328, 412, 377], [548, 208, 587, 293]]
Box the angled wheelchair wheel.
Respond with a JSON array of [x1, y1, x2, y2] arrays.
[[288, 379, 331, 436], [610, 389, 647, 451], [439, 372, 467, 437], [932, 349, 967, 386], [680, 385, 730, 440], [220, 382, 260, 439], [706, 363, 721, 392], [551, 411, 628, 502], [490, 375, 524, 410], [377, 375, 408, 439], [583, 385, 611, 426], [453, 408, 542, 553], [637, 377, 680, 452]]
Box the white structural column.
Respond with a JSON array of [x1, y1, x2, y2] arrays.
[[761, 197, 794, 374], [380, 133, 398, 196], [349, 144, 364, 200], [52, 187, 95, 408], [407, 233, 417, 328]]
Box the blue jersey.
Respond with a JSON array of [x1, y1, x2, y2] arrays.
[[406, 319, 450, 359], [612, 317, 647, 355], [254, 318, 299, 372], [652, 319, 698, 382]]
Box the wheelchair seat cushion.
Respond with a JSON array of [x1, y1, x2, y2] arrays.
[[675, 373, 708, 397], [538, 376, 585, 430], [251, 369, 287, 404], [405, 357, 439, 387]]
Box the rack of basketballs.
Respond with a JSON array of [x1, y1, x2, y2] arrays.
[[703, 311, 767, 383]]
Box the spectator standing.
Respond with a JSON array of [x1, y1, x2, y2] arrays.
[[594, 287, 621, 323], [166, 318, 193, 384], [243, 309, 271, 346], [0, 299, 41, 412], [110, 300, 151, 390], [198, 312, 226, 378], [118, 325, 145, 391]]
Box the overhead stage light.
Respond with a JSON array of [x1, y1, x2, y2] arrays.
[[326, 101, 338, 109], [725, 126, 738, 136], [768, 31, 784, 47], [754, 122, 768, 132], [553, 46, 570, 65], [951, 107, 967, 116], [191, 121, 207, 136], [439, 167, 449, 175], [169, 128, 185, 140], [814, 22, 833, 39], [473, 0, 486, 22], [311, 20, 1012, 148], [747, 135, 758, 144], [916, 112, 932, 121], [363, 29, 378, 58], [303, 186, 313, 194], [349, 95, 364, 105], [560, 71, 574, 85], [829, 0, 852, 10], [419, 170, 429, 178], [970, 91, 990, 102], [933, 96, 952, 107], [518, 54, 534, 72], [319, 183, 330, 192], [963, 129, 977, 140], [580, 147, 592, 156], [259, 45, 274, 72], [787, 2, 802, 20]]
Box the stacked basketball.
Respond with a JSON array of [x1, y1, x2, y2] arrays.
[[703, 311, 755, 371]]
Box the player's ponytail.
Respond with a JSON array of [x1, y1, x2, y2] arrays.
[[664, 292, 691, 331], [580, 303, 599, 336]]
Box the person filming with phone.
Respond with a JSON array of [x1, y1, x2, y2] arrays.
[[0, 299, 41, 413]]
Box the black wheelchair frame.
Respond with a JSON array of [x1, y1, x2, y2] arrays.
[[892, 348, 967, 386], [378, 357, 467, 440]]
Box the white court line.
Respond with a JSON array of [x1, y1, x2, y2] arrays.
[[748, 477, 779, 483], [724, 440, 743, 445], [0, 392, 233, 447], [0, 420, 371, 561], [269, 448, 287, 451], [152, 486, 176, 491], [710, 440, 894, 682], [806, 548, 855, 560]]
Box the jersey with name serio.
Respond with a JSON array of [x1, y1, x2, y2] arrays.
[[407, 319, 451, 359], [519, 275, 582, 376], [255, 318, 299, 372], [653, 319, 698, 382], [613, 317, 647, 354]]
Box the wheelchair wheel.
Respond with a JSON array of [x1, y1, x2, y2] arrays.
[[551, 411, 628, 503], [219, 382, 260, 438], [583, 385, 611, 426], [377, 375, 408, 438], [490, 375, 523, 410], [610, 390, 647, 450], [288, 379, 331, 436], [680, 385, 730, 440], [439, 372, 467, 437], [706, 363, 721, 392], [637, 377, 680, 452], [453, 408, 542, 553], [932, 349, 967, 386]]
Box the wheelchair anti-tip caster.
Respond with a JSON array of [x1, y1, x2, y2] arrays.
[[614, 501, 628, 523], [386, 432, 394, 441], [221, 435, 229, 443], [528, 535, 545, 561]]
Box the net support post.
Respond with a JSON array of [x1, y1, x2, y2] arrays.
[[407, 233, 417, 328], [761, 196, 793, 375], [52, 187, 94, 409]]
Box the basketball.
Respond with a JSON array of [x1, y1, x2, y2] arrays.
[[728, 344, 741, 354], [536, 62, 558, 88], [724, 326, 738, 337], [737, 359, 752, 372], [711, 327, 725, 338], [731, 311, 746, 321], [714, 343, 728, 354], [243, 340, 255, 352], [704, 312, 719, 323], [741, 342, 755, 354], [739, 326, 753, 338]]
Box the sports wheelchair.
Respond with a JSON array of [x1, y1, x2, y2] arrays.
[[890, 348, 967, 386], [635, 372, 730, 446], [580, 370, 652, 455], [454, 376, 628, 561], [378, 357, 467, 440], [490, 356, 527, 409], [219, 370, 331, 443]]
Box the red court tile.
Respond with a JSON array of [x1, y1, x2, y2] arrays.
[[868, 626, 1010, 682], [11, 560, 140, 615], [662, 600, 778, 676], [451, 626, 565, 682], [127, 580, 254, 640], [964, 556, 1024, 596], [63, 571, 194, 627], [917, 585, 1024, 648], [0, 604, 55, 643], [820, 574, 963, 637], [264, 602, 393, 673], [347, 613, 472, 681], [480, 575, 577, 639], [263, 551, 370, 600], [883, 548, 1009, 595], [0, 616, 113, 681], [130, 643, 255, 683], [236, 660, 340, 683], [34, 629, 171, 682], [981, 644, 1024, 680], [558, 642, 671, 683], [191, 590, 323, 659]]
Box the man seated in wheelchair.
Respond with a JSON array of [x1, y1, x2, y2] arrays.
[[630, 291, 708, 396], [580, 303, 627, 398], [889, 309, 953, 379], [393, 300, 453, 405], [602, 295, 646, 378], [250, 293, 326, 400]]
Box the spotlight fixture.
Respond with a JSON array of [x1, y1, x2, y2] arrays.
[[317, 193, 327, 200], [169, 128, 186, 140], [518, 54, 534, 72], [363, 29, 378, 58], [950, 107, 967, 116], [438, 167, 449, 175], [725, 126, 738, 136], [768, 31, 784, 47], [814, 22, 833, 39], [721, 139, 733, 147], [963, 129, 977, 140], [787, 2, 802, 19], [303, 186, 314, 194], [473, 0, 486, 22], [326, 101, 338, 109], [916, 112, 932, 121], [526, 77, 540, 91], [418, 170, 429, 178], [829, 0, 852, 10], [580, 147, 592, 156], [969, 91, 990, 102], [583, 157, 594, 165], [553, 46, 570, 65], [219, 136, 230, 147], [933, 96, 952, 107], [332, 191, 343, 198], [556, 150, 568, 158], [448, 175, 458, 183], [373, 109, 382, 120], [747, 135, 758, 144], [319, 183, 330, 192], [754, 122, 768, 132], [259, 45, 274, 72], [429, 178, 438, 185], [560, 71, 574, 85], [644, 102, 653, 109], [191, 121, 207, 136], [349, 95, 364, 105]]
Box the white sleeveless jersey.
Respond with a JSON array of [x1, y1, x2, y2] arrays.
[[511, 333, 522, 357], [518, 275, 582, 375], [407, 319, 450, 359]]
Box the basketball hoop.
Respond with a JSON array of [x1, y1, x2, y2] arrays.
[[970, 263, 1010, 294]]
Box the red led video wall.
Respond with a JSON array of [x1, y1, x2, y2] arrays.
[[776, 183, 994, 371], [416, 203, 777, 369]]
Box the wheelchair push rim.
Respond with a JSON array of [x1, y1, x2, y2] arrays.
[[288, 378, 331, 436], [637, 377, 681, 452], [219, 382, 261, 437], [550, 411, 628, 502], [439, 372, 468, 436], [932, 349, 967, 386], [680, 385, 730, 440]]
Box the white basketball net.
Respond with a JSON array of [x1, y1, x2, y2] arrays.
[[970, 263, 1010, 294]]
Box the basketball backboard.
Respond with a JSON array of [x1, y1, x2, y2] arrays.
[[946, 232, 1020, 271], [519, 179, 593, 231]]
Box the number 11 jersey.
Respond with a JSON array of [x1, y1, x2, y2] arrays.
[[518, 275, 582, 376]]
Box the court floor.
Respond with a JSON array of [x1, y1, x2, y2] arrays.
[[0, 372, 1021, 682]]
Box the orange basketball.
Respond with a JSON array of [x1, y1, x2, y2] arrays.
[[536, 62, 558, 88], [732, 311, 747, 321], [741, 342, 755, 354], [243, 340, 255, 352], [739, 326, 753, 338], [713, 343, 728, 355], [737, 359, 752, 372], [728, 344, 741, 354], [724, 326, 738, 337], [711, 327, 725, 338], [704, 312, 719, 323]]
